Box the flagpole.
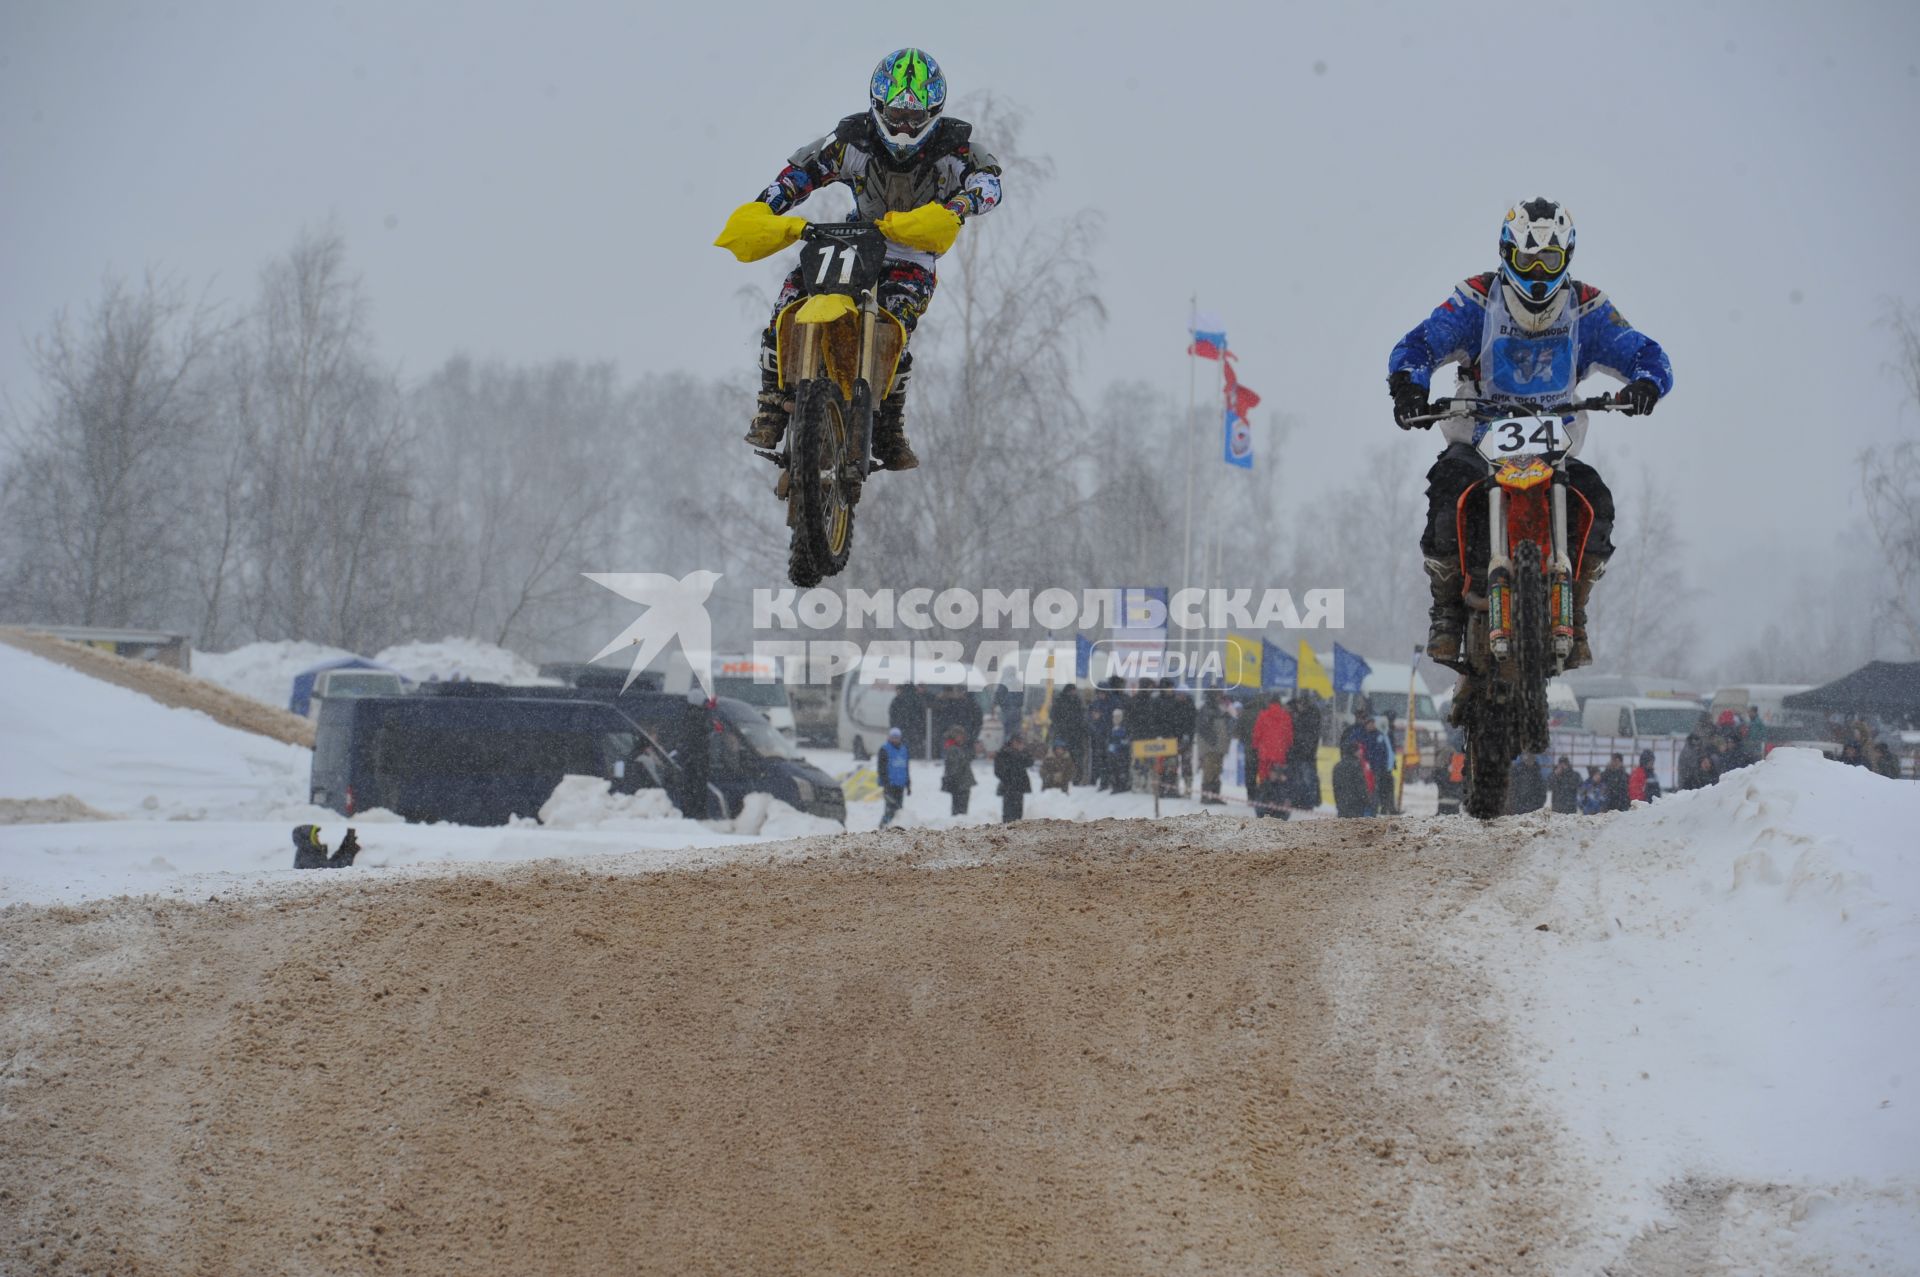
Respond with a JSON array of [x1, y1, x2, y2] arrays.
[[1182, 294, 1198, 615]]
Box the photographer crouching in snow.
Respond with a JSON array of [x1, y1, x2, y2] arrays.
[[292, 825, 360, 870]]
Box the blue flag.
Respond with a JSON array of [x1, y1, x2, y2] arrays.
[[1223, 409, 1253, 469], [1332, 643, 1371, 694], [1074, 633, 1093, 680], [1261, 640, 1296, 691]]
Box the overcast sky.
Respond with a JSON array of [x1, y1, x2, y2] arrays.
[[6, 0, 1919, 660]]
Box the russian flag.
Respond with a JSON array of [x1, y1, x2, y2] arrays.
[[1188, 309, 1229, 360]]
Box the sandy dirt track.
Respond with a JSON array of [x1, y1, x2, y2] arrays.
[[0, 630, 315, 749], [1, 816, 1588, 1276]]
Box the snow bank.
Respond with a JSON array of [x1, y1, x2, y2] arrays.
[[0, 643, 311, 821], [538, 776, 683, 827], [195, 640, 356, 710], [374, 638, 554, 686], [1464, 748, 1920, 1269], [727, 791, 844, 838]]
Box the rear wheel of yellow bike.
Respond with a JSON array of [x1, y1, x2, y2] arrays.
[[787, 379, 856, 587]]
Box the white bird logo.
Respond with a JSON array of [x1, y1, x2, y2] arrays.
[[585, 570, 723, 696]]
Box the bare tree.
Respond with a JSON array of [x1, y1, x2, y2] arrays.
[[412, 357, 634, 652], [0, 274, 221, 628], [1589, 466, 1697, 675], [228, 228, 416, 652], [1858, 307, 1920, 656]]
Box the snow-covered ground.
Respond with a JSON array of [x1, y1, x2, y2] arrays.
[[5, 641, 1916, 1270], [1459, 748, 1920, 1272]]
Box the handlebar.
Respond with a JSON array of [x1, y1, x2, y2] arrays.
[[1402, 393, 1633, 427]]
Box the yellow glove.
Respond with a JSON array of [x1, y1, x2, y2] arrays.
[[878, 202, 963, 255], [713, 201, 806, 263]]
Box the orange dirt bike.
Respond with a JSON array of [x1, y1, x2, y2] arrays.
[[754, 220, 908, 587], [1407, 393, 1631, 819]]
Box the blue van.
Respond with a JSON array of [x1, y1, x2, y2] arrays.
[[310, 693, 694, 826]]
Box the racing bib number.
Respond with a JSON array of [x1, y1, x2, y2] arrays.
[[1475, 416, 1568, 461]]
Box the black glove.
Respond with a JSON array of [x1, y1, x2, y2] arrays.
[[1389, 371, 1434, 430], [1620, 379, 1660, 416], [335, 829, 361, 865]]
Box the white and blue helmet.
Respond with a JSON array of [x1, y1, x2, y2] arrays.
[[870, 48, 947, 161], [1499, 197, 1575, 324]]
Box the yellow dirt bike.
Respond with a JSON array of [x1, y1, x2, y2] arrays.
[[761, 221, 907, 587]]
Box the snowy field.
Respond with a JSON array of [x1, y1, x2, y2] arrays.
[[3, 641, 1917, 1272]]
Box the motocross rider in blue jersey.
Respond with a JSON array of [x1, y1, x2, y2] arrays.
[[1387, 197, 1673, 670]]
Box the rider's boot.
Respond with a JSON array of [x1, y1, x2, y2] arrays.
[[743, 341, 788, 451], [1424, 556, 1466, 664], [870, 351, 920, 471], [1567, 557, 1607, 670]]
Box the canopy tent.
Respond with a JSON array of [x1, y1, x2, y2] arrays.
[[1781, 662, 1920, 725], [289, 657, 398, 717]]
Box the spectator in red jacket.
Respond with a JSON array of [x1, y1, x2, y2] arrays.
[[1628, 748, 1662, 804], [1251, 698, 1296, 819]]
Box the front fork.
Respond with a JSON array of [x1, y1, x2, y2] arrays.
[[1484, 476, 1574, 662], [1548, 480, 1575, 659], [1486, 486, 1513, 659]]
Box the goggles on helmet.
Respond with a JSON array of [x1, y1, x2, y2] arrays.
[[1504, 242, 1568, 278], [878, 101, 933, 137]]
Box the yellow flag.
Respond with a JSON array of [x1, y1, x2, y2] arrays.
[[1224, 633, 1261, 689], [1297, 641, 1333, 697]]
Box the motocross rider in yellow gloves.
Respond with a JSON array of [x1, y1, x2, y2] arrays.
[[715, 48, 1002, 472]]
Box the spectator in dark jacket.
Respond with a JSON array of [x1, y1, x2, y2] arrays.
[[1548, 756, 1581, 814], [1507, 754, 1546, 813], [1288, 692, 1324, 809], [889, 684, 927, 758], [292, 824, 359, 869], [1051, 683, 1091, 783], [1341, 711, 1392, 805], [1678, 728, 1707, 791], [939, 727, 975, 816], [677, 694, 715, 819], [1163, 679, 1197, 797], [1871, 742, 1904, 779], [929, 686, 970, 754], [1332, 743, 1374, 817], [1233, 693, 1265, 799], [1196, 689, 1233, 804], [995, 734, 1034, 822], [1102, 708, 1131, 793], [1601, 754, 1631, 812]]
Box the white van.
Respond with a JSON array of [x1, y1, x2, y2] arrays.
[[1578, 696, 1705, 739], [656, 652, 797, 743], [308, 667, 407, 718]]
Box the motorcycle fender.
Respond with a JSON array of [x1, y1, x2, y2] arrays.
[[794, 294, 859, 325], [1493, 458, 1554, 491]]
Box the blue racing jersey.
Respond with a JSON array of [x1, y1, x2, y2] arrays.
[[1389, 273, 1673, 397]]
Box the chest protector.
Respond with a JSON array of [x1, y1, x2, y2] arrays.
[[1446, 287, 1588, 458]]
